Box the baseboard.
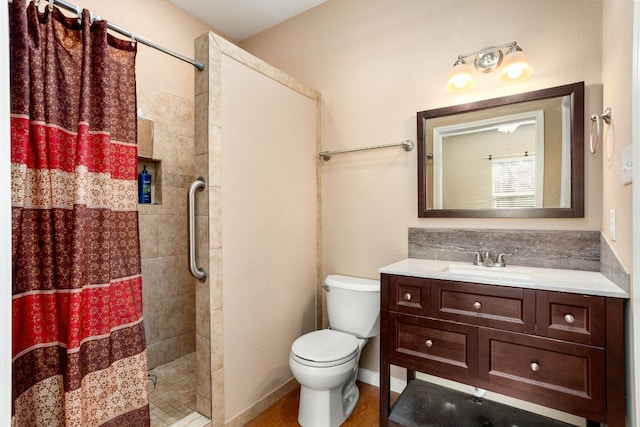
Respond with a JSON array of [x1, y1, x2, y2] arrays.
[[357, 368, 406, 394], [223, 378, 299, 427]]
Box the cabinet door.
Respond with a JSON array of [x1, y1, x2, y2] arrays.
[[478, 328, 605, 419], [389, 275, 430, 316], [390, 313, 477, 382], [536, 291, 605, 346], [431, 280, 535, 333]]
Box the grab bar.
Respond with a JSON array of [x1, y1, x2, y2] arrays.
[[188, 177, 206, 282]]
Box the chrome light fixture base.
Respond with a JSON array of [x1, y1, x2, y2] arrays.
[[474, 47, 503, 73]]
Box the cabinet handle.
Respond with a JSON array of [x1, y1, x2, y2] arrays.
[[404, 293, 412, 301], [564, 314, 575, 324], [473, 301, 482, 310], [425, 339, 433, 348], [530, 362, 540, 372]]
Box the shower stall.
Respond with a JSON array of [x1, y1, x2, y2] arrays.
[[141, 32, 321, 426], [191, 32, 320, 425], [136, 86, 202, 426]]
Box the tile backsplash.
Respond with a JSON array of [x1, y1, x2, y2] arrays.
[[409, 228, 600, 271], [408, 228, 629, 292]]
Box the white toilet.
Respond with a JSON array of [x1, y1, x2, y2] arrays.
[[289, 274, 380, 427]]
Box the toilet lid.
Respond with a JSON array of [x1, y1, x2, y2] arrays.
[[291, 329, 359, 364]]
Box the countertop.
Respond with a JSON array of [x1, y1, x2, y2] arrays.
[[379, 258, 629, 299]]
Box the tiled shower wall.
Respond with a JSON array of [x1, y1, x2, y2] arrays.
[[137, 87, 196, 369]]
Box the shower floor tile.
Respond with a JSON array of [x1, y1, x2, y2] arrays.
[[149, 352, 206, 426]]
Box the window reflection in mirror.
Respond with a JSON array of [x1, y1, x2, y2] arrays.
[[418, 82, 584, 218]]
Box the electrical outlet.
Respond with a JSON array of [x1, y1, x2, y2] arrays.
[[609, 209, 616, 241]]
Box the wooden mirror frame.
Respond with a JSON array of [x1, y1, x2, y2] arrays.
[[418, 82, 584, 218]]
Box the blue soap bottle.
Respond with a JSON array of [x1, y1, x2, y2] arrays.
[[138, 165, 151, 204]]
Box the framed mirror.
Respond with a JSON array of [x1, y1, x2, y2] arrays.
[[418, 82, 584, 218]]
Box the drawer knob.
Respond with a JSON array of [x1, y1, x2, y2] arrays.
[[564, 314, 575, 324], [404, 293, 412, 301], [425, 339, 433, 348], [530, 362, 540, 372], [473, 301, 482, 310]]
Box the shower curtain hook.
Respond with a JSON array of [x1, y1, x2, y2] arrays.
[[47, 0, 53, 12], [75, 5, 82, 23], [130, 32, 137, 47]]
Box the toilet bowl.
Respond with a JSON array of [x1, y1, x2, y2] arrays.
[[289, 275, 380, 427]]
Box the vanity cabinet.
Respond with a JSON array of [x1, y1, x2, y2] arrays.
[[380, 273, 626, 427]]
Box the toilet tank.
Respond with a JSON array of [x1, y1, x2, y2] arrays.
[[325, 275, 380, 338]]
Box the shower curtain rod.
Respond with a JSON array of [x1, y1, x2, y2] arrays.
[[50, 0, 204, 71]]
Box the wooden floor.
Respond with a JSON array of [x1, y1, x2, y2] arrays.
[[244, 381, 397, 426]]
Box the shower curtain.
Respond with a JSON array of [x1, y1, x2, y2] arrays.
[[10, 2, 150, 426]]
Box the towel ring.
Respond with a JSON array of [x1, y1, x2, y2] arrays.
[[601, 107, 612, 125], [590, 113, 600, 154], [590, 107, 612, 154]]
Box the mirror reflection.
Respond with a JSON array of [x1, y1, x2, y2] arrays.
[[418, 82, 584, 218]]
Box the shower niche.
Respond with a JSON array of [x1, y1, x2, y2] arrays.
[[137, 158, 162, 205], [137, 117, 162, 205]]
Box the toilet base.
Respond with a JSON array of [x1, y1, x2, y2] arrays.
[[290, 335, 370, 427], [298, 381, 360, 427]]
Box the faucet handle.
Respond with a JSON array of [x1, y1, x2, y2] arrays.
[[468, 251, 483, 266], [495, 253, 513, 268]]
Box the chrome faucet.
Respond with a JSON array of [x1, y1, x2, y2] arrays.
[[482, 252, 494, 267], [494, 253, 512, 268], [468, 251, 483, 266], [468, 251, 512, 267]]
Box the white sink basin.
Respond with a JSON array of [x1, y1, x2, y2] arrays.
[[445, 264, 534, 281]]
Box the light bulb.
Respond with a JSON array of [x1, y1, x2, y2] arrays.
[[446, 61, 475, 92], [498, 47, 533, 82], [505, 65, 524, 80], [453, 74, 470, 88]]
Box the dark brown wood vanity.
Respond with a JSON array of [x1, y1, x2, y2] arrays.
[[379, 267, 627, 426]]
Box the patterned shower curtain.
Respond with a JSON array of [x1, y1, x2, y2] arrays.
[[10, 1, 150, 425]]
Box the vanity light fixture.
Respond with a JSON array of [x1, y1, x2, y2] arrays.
[[446, 42, 533, 92]]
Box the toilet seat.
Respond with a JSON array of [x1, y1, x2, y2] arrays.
[[291, 329, 359, 368]]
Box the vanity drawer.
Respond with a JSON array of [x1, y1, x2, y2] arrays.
[[536, 291, 605, 346], [478, 329, 605, 417], [390, 313, 477, 380], [389, 275, 430, 316], [431, 280, 535, 333]]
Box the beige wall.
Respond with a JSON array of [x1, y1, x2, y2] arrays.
[[241, 0, 610, 376], [220, 53, 318, 422], [602, 1, 634, 273]]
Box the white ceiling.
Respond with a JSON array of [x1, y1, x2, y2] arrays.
[[168, 0, 328, 42]]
